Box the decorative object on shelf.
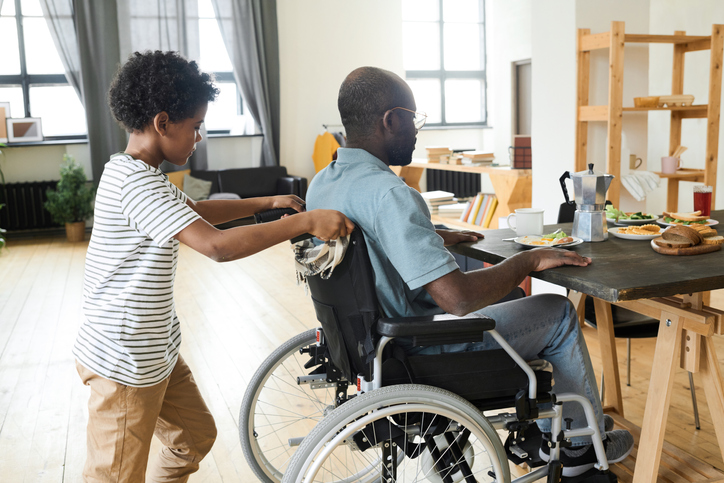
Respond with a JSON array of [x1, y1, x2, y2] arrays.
[[633, 96, 660, 108], [44, 154, 94, 243], [509, 135, 531, 169], [6, 117, 43, 143], [657, 94, 695, 107], [0, 102, 10, 143]]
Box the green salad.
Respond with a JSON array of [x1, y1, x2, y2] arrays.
[[663, 217, 707, 225], [605, 205, 655, 221], [541, 231, 567, 239]]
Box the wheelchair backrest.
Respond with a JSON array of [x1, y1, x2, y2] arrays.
[[305, 227, 379, 382]]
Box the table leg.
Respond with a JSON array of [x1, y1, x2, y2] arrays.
[[593, 298, 624, 415], [567, 291, 586, 327], [633, 311, 684, 483], [700, 335, 724, 460]]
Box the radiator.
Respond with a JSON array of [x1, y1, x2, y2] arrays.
[[426, 170, 481, 199], [0, 181, 61, 231]]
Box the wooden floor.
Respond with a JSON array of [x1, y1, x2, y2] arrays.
[[1, 236, 723, 482]]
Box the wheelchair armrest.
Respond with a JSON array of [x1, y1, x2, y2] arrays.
[[377, 314, 496, 346]]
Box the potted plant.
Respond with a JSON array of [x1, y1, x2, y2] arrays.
[[44, 154, 94, 242]]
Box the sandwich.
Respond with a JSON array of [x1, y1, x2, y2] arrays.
[[662, 210, 709, 225]]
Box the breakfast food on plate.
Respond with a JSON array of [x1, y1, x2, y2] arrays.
[[661, 225, 703, 245], [605, 205, 656, 221], [552, 236, 574, 245], [616, 224, 661, 236], [519, 232, 576, 246], [662, 210, 709, 225]]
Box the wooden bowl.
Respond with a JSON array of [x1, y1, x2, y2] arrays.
[[634, 96, 660, 108]]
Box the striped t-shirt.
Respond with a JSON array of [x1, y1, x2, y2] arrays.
[[73, 153, 200, 387]]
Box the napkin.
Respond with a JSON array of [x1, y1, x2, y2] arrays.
[[621, 171, 661, 201]]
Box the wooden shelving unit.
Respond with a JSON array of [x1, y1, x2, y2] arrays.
[[391, 161, 532, 229], [576, 21, 724, 211]]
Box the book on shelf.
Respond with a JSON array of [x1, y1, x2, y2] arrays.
[[460, 151, 495, 166], [474, 195, 490, 225], [460, 199, 474, 222], [483, 196, 498, 228], [426, 146, 453, 163], [437, 202, 468, 218], [466, 194, 484, 224]]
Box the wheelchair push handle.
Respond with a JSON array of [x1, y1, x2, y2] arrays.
[[253, 207, 313, 243], [253, 207, 301, 224]]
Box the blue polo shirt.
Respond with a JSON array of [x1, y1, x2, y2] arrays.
[[306, 148, 459, 317]]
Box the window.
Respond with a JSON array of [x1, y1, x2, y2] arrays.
[[0, 0, 87, 138], [0, 0, 250, 141], [197, 0, 249, 135], [402, 0, 487, 127]]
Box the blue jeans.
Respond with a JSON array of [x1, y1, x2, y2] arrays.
[[408, 294, 604, 447]]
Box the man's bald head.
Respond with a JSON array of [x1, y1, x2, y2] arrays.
[[338, 67, 412, 142]]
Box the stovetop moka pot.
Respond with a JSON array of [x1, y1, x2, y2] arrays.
[[560, 163, 614, 242]]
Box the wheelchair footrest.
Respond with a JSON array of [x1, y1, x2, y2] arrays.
[[504, 422, 546, 467], [561, 468, 618, 483]]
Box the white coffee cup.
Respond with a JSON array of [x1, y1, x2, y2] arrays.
[[507, 208, 545, 236]]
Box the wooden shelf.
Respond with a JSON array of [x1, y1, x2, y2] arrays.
[[652, 168, 705, 181], [392, 161, 531, 229], [431, 215, 491, 231], [580, 105, 708, 121], [576, 22, 723, 211], [406, 161, 531, 177]]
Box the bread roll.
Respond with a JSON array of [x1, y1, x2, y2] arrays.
[[661, 225, 703, 245]]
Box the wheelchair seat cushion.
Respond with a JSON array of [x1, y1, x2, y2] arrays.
[[381, 348, 553, 409]]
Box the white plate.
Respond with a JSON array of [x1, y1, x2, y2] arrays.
[[656, 218, 719, 227], [606, 215, 659, 225], [608, 227, 662, 240], [514, 235, 584, 248]]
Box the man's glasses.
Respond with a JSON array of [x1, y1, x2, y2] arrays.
[[389, 107, 427, 131]]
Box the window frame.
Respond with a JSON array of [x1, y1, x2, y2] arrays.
[[0, 0, 86, 141], [404, 0, 488, 129]]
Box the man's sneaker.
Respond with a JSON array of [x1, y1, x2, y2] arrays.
[[604, 414, 614, 432], [539, 429, 634, 477]]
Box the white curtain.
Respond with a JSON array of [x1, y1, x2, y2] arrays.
[[39, 0, 82, 101], [210, 0, 280, 167]]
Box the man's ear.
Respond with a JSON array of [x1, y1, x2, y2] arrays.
[[382, 109, 396, 134], [153, 112, 170, 136]]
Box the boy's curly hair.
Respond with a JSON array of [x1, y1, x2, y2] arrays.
[[108, 50, 219, 132]]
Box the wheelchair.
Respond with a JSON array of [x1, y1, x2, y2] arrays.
[[240, 226, 617, 483]]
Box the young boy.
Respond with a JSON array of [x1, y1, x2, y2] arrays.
[[73, 50, 354, 482]]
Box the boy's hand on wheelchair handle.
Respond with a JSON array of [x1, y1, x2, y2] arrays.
[[528, 247, 592, 271], [270, 194, 306, 212], [306, 210, 355, 242]]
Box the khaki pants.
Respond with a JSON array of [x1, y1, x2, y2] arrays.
[[77, 355, 217, 482]]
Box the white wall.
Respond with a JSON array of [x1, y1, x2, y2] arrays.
[[277, 0, 405, 181], [647, 0, 724, 213]]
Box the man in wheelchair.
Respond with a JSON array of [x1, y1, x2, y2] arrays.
[[300, 66, 634, 478]]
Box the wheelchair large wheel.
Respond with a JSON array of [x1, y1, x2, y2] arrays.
[[283, 384, 510, 483], [240, 329, 353, 483]]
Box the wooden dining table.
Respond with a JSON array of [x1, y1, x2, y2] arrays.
[[449, 210, 724, 483]]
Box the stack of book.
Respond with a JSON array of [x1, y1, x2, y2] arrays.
[[460, 151, 495, 166], [420, 190, 456, 215], [426, 146, 453, 163], [436, 202, 469, 218], [459, 193, 498, 228]]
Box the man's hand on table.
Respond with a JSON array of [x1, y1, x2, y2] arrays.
[[436, 229, 484, 246], [528, 247, 592, 271]]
